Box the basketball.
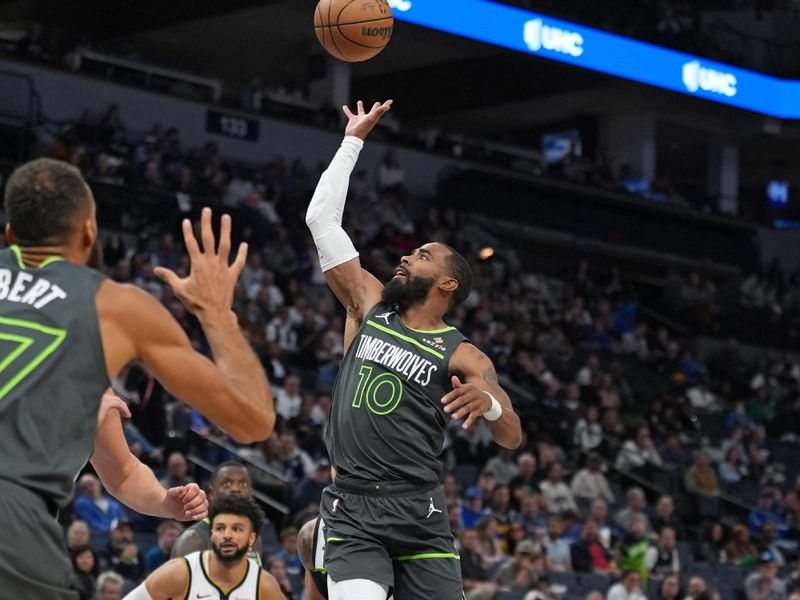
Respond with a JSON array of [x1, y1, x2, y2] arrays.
[[314, 0, 394, 62]]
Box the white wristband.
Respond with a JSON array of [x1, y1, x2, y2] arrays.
[[483, 392, 503, 422]]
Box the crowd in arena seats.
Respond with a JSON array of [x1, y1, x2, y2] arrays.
[[21, 105, 800, 600]]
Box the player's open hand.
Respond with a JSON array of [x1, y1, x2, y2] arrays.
[[441, 375, 493, 430], [163, 483, 208, 521], [154, 207, 247, 320], [97, 391, 131, 428], [343, 99, 393, 140]]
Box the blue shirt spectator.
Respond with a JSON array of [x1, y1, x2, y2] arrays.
[[73, 474, 126, 533]]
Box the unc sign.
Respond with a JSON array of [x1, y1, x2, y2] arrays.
[[523, 18, 584, 58], [682, 61, 738, 98]]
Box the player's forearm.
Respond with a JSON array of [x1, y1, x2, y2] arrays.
[[104, 460, 169, 517], [488, 406, 522, 449], [199, 309, 275, 441], [305, 137, 363, 272]]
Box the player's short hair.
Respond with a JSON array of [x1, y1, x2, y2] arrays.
[[208, 494, 264, 533], [4, 158, 91, 246], [210, 461, 249, 484], [439, 242, 473, 309]]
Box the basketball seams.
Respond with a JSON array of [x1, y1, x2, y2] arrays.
[[325, 0, 347, 61], [313, 16, 395, 28], [336, 20, 393, 49]]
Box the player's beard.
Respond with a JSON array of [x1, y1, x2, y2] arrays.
[[211, 540, 250, 564], [87, 240, 103, 270], [382, 273, 435, 313]]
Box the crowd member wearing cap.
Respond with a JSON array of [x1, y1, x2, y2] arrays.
[[100, 518, 144, 582], [745, 553, 788, 600], [494, 539, 541, 594], [462, 485, 490, 528]]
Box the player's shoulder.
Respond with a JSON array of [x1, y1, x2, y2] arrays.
[[259, 569, 286, 600], [147, 557, 191, 597]]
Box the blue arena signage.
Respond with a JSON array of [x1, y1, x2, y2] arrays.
[[388, 0, 800, 119]]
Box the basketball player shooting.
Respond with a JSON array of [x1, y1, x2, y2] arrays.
[[306, 100, 522, 600]]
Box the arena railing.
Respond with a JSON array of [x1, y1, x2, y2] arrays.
[[190, 427, 289, 485]]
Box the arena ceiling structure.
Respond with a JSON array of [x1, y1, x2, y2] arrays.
[[4, 0, 800, 195]]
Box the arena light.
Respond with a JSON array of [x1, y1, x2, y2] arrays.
[[391, 0, 800, 119], [479, 246, 495, 260]]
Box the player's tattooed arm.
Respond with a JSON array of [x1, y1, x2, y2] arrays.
[[297, 518, 317, 570], [443, 343, 522, 449]]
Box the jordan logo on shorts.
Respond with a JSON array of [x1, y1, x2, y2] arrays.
[[426, 497, 442, 519], [375, 311, 393, 324], [333, 498, 341, 512]]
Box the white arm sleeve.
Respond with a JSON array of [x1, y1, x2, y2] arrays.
[[123, 583, 154, 600], [305, 136, 363, 272]]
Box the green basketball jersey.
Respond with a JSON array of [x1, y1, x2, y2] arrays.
[[0, 246, 109, 508], [326, 301, 468, 484]]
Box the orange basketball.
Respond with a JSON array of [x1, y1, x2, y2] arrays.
[[314, 0, 394, 63]]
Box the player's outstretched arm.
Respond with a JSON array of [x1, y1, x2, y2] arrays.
[[123, 558, 188, 600], [91, 398, 207, 521], [444, 344, 522, 449], [97, 209, 274, 443], [305, 100, 391, 327]]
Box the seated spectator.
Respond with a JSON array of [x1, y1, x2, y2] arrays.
[[718, 446, 749, 484], [266, 556, 295, 600], [506, 520, 530, 554], [619, 515, 651, 583], [616, 426, 663, 472], [587, 593, 605, 600], [591, 498, 618, 550], [519, 494, 546, 537], [542, 514, 572, 572], [757, 523, 786, 568], [275, 374, 302, 420], [745, 554, 787, 600], [273, 527, 303, 584], [651, 495, 683, 539], [71, 545, 99, 600], [646, 527, 680, 580], [67, 519, 91, 551], [574, 405, 603, 453], [494, 539, 540, 594], [99, 518, 144, 582], [96, 570, 124, 600], [725, 523, 759, 567], [539, 462, 578, 514], [143, 520, 184, 573], [476, 516, 508, 568], [462, 486, 490, 529], [685, 576, 707, 600], [748, 490, 790, 539], [509, 452, 539, 507], [684, 450, 719, 497], [571, 519, 613, 573], [571, 453, 615, 504], [291, 458, 331, 512], [614, 487, 652, 533], [73, 474, 126, 534], [158, 451, 193, 489], [482, 447, 519, 486], [489, 484, 518, 535], [659, 433, 684, 468], [280, 431, 314, 483], [696, 522, 727, 565], [460, 528, 498, 600], [607, 569, 648, 600], [657, 573, 683, 600]]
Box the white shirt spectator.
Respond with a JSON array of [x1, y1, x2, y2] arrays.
[[571, 468, 615, 504], [539, 480, 578, 513], [615, 440, 663, 471], [607, 583, 647, 600], [574, 418, 603, 452], [275, 386, 302, 421]]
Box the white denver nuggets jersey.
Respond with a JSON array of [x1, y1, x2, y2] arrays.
[[182, 550, 262, 600]]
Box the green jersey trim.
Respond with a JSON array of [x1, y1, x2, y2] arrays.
[[403, 323, 456, 334], [38, 256, 64, 268], [311, 567, 328, 574], [0, 316, 67, 399], [394, 552, 461, 561], [365, 320, 444, 360], [9, 245, 25, 269], [326, 536, 344, 543]]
